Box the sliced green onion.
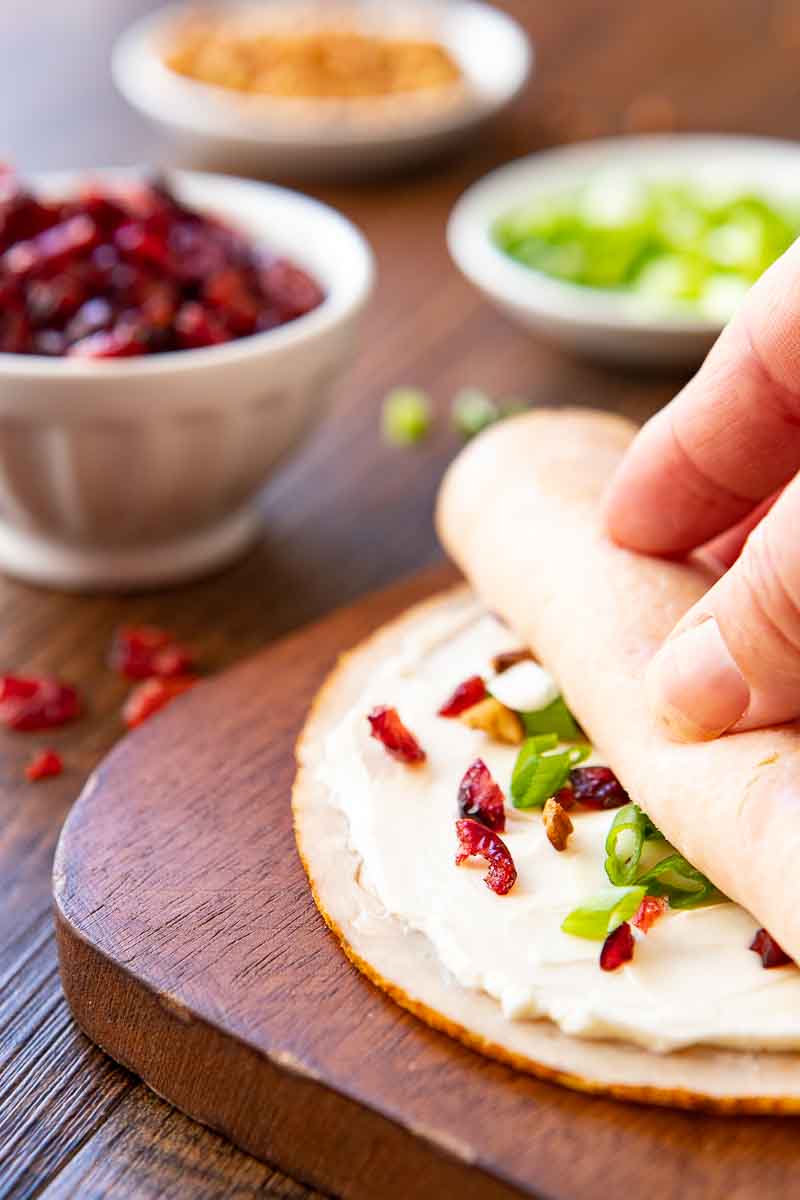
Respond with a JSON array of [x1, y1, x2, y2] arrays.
[[569, 742, 592, 765], [521, 696, 582, 741], [451, 388, 500, 438], [382, 387, 432, 446], [510, 734, 559, 801], [635, 853, 719, 909], [511, 737, 573, 810], [561, 886, 646, 941], [604, 803, 655, 886]]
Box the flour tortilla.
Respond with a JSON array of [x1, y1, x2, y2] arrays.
[[294, 586, 800, 1111]]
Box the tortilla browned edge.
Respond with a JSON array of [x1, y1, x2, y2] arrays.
[[292, 584, 800, 1113]]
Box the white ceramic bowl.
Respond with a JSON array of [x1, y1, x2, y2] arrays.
[[112, 0, 532, 177], [0, 169, 373, 591], [448, 134, 800, 368]]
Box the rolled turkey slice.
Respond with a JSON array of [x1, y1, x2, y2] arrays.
[[437, 407, 800, 963]]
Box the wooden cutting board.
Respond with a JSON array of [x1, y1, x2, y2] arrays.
[[54, 565, 800, 1200]]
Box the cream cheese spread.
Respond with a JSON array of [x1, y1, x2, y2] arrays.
[[317, 594, 800, 1053]]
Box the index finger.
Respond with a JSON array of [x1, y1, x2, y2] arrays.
[[605, 237, 800, 555]]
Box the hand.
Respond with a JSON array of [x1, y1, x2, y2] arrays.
[[605, 238, 800, 741]]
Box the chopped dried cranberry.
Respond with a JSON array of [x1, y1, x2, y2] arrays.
[[114, 222, 172, 272], [492, 648, 537, 674], [600, 922, 635, 971], [455, 817, 517, 895], [569, 766, 629, 810], [261, 259, 325, 321], [0, 172, 324, 356], [33, 329, 66, 356], [631, 895, 669, 934], [4, 215, 100, 280], [174, 301, 230, 349], [109, 626, 194, 680], [0, 675, 81, 731], [0, 308, 31, 353], [67, 325, 146, 358], [457, 758, 506, 832], [25, 748, 63, 782], [367, 705, 426, 764], [27, 276, 86, 327], [64, 297, 114, 343], [750, 928, 793, 969], [438, 675, 487, 718], [203, 267, 259, 335], [553, 785, 576, 810], [123, 676, 198, 729]]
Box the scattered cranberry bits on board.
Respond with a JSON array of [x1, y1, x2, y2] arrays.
[[0, 167, 324, 358], [4, 625, 201, 782]]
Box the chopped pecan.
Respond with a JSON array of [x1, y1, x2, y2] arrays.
[[542, 796, 573, 851], [491, 647, 538, 674], [459, 696, 524, 745]]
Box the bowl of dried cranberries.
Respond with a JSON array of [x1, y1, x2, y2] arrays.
[[0, 166, 373, 589]]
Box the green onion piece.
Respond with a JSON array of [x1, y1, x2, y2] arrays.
[[451, 388, 500, 438], [511, 737, 573, 810], [635, 853, 720, 909], [604, 803, 652, 886], [510, 734, 559, 801], [521, 696, 582, 741], [569, 742, 592, 765], [382, 387, 432, 446], [561, 886, 646, 941]]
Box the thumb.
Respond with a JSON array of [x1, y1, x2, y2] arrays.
[[647, 471, 800, 740]]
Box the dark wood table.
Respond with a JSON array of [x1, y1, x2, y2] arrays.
[[1, 1, 796, 1195]]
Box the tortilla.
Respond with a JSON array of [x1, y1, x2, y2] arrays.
[[293, 408, 800, 1109]]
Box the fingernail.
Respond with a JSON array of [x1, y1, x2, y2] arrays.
[[646, 618, 750, 741]]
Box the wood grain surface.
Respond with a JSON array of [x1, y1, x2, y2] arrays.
[[54, 566, 800, 1200], [2, 0, 800, 1195]]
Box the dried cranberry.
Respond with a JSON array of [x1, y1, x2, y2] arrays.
[[26, 276, 86, 327], [367, 705, 426, 764], [33, 329, 66, 356], [261, 259, 325, 321], [631, 895, 669, 934], [457, 759, 506, 832], [110, 626, 194, 680], [25, 748, 63, 782], [4, 215, 99, 280], [569, 766, 629, 810], [0, 675, 81, 731], [174, 302, 230, 349], [600, 922, 635, 971], [64, 297, 114, 343], [553, 785, 576, 811], [750, 928, 793, 968], [78, 188, 128, 231], [123, 676, 198, 729], [455, 817, 517, 895], [0, 308, 31, 353], [114, 222, 172, 272], [67, 325, 146, 359], [438, 675, 487, 718], [203, 267, 259, 335]]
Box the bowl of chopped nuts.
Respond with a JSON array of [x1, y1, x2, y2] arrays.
[[0, 167, 373, 590], [111, 0, 532, 176]]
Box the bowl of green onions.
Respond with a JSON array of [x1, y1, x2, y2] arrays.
[[447, 135, 800, 367]]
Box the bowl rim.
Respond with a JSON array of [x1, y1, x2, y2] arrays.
[[111, 0, 533, 148], [447, 132, 800, 338], [0, 167, 375, 379]]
